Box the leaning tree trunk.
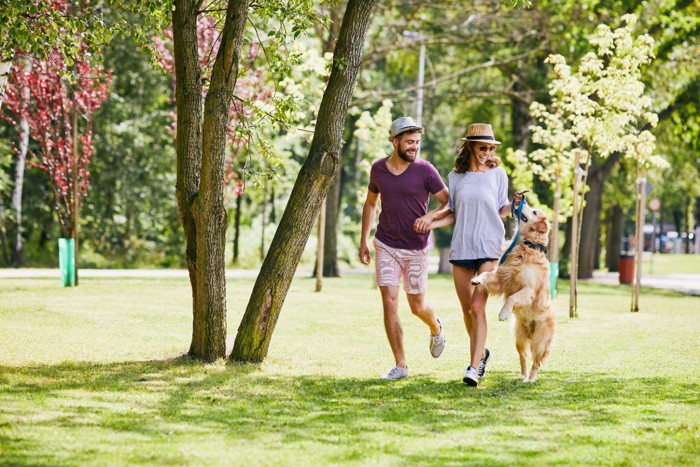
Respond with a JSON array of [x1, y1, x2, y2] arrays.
[[231, 0, 377, 362], [173, 0, 204, 358], [194, 0, 250, 362]]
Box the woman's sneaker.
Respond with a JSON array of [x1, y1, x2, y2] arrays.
[[382, 365, 409, 381], [463, 366, 478, 386], [478, 348, 491, 378]]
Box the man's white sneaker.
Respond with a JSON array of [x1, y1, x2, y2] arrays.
[[463, 365, 478, 386], [430, 317, 445, 358], [382, 365, 409, 381]]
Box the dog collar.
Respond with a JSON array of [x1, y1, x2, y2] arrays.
[[523, 239, 548, 254]]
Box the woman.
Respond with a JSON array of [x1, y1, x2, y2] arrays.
[[428, 123, 522, 386]]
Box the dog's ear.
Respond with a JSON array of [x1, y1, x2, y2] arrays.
[[535, 219, 549, 233]]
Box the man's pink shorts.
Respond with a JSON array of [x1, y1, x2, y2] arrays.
[[373, 238, 429, 294]]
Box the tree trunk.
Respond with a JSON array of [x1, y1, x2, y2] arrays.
[[173, 0, 204, 359], [260, 181, 268, 261], [510, 79, 531, 152], [319, 5, 347, 279], [316, 198, 326, 291], [0, 60, 11, 110], [192, 0, 250, 362], [549, 181, 561, 262], [578, 170, 604, 279], [577, 151, 623, 279], [606, 204, 623, 272], [559, 217, 571, 279], [322, 119, 357, 277], [233, 193, 242, 264], [232, 0, 377, 362], [11, 63, 30, 266], [322, 178, 340, 277], [594, 223, 602, 270]]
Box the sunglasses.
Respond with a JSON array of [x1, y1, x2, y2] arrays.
[[478, 145, 496, 152]]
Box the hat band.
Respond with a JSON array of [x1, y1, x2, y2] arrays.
[[466, 135, 496, 141]]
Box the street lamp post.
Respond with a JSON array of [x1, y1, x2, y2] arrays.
[[402, 31, 425, 126]]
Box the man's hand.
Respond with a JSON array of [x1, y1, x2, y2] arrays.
[[413, 213, 433, 234], [359, 242, 371, 265]]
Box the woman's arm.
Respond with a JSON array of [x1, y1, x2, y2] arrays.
[[499, 191, 525, 218], [430, 212, 455, 229]]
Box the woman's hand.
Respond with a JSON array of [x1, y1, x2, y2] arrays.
[[513, 190, 528, 205], [413, 213, 432, 234]]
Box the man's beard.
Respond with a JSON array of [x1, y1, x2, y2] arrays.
[[398, 147, 417, 162]]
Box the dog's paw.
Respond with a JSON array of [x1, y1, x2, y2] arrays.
[[498, 306, 512, 321], [522, 372, 538, 383]]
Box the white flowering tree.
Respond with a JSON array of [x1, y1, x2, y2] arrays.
[[529, 14, 668, 316]]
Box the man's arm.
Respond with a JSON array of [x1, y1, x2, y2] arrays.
[[414, 187, 450, 234], [359, 190, 379, 265]]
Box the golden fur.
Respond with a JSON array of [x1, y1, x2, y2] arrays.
[[471, 203, 555, 383]]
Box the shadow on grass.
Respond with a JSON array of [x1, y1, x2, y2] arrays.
[[1, 357, 699, 464]]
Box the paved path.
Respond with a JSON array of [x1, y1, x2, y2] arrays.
[[2, 267, 699, 296], [589, 271, 700, 296]]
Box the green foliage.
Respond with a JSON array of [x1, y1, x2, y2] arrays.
[[0, 139, 12, 194], [530, 14, 664, 224], [83, 32, 182, 267], [2, 0, 697, 270], [1, 274, 699, 463], [0, 1, 170, 63]]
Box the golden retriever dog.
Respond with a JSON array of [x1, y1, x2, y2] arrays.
[[471, 203, 555, 383]]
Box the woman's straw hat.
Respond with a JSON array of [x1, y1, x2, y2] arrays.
[[461, 123, 501, 145]]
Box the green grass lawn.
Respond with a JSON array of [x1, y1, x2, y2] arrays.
[[1, 273, 699, 465], [640, 252, 700, 275]]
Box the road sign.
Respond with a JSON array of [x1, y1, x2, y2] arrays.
[[648, 198, 661, 212]]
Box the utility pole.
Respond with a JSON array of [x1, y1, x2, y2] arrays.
[[402, 31, 425, 126]]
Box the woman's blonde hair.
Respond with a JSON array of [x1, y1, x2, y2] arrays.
[[454, 141, 501, 173]]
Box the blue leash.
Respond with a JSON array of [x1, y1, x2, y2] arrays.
[[499, 195, 526, 266]]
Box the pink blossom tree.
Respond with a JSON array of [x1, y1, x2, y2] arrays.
[[2, 44, 111, 275]]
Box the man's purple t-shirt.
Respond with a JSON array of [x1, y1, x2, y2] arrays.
[[368, 157, 446, 250]]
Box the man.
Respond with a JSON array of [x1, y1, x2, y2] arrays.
[[359, 117, 450, 381]]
